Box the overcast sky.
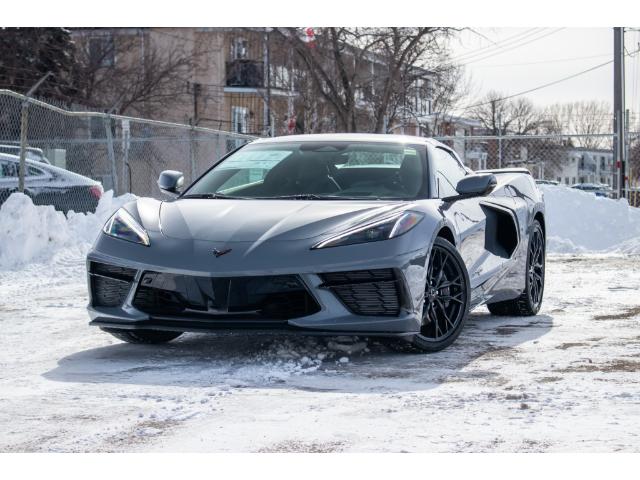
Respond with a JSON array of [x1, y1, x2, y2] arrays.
[[449, 28, 640, 112]]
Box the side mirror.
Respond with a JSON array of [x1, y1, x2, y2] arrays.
[[451, 173, 497, 199], [158, 170, 184, 197]]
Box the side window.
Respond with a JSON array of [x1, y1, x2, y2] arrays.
[[0, 161, 18, 178], [433, 148, 467, 198], [27, 166, 45, 177]]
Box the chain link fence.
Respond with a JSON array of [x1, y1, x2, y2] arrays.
[[1, 89, 635, 213], [434, 133, 625, 200], [0, 90, 256, 213]]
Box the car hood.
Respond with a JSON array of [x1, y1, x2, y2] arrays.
[[158, 198, 411, 243]]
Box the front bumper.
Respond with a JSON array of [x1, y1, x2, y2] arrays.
[[87, 233, 430, 336]]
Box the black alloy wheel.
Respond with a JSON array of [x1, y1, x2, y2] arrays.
[[410, 237, 471, 352]]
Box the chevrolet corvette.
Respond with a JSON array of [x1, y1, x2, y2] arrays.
[[87, 134, 545, 352]]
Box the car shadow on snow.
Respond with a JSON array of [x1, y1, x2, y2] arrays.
[[44, 311, 553, 394]]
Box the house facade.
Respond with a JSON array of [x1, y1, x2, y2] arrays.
[[70, 28, 436, 138], [554, 148, 615, 187]]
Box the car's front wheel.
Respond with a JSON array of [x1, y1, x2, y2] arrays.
[[409, 237, 471, 353], [101, 328, 183, 344]]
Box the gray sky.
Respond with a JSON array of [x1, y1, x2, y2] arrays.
[[449, 28, 640, 111]]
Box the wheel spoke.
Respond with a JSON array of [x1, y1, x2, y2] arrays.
[[435, 299, 455, 331]]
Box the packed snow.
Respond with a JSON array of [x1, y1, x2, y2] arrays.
[[0, 254, 639, 452]]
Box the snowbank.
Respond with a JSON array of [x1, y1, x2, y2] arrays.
[[0, 191, 136, 270], [539, 185, 640, 254], [2, 184, 640, 270]]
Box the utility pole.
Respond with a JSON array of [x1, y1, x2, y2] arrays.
[[613, 27, 626, 198], [18, 72, 52, 192]]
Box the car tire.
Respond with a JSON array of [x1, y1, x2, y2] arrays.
[[487, 220, 545, 316], [408, 237, 471, 353], [102, 328, 183, 344]]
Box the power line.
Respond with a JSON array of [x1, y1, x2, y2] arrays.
[[460, 59, 617, 112], [474, 53, 611, 68], [449, 28, 542, 62], [459, 28, 566, 66]]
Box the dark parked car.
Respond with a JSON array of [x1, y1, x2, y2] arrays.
[[0, 153, 103, 213], [571, 183, 612, 198]]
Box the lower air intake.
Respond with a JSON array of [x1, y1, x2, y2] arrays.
[[89, 262, 136, 307], [132, 272, 321, 321], [320, 268, 401, 316]]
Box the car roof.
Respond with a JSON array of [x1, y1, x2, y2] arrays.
[[0, 152, 99, 185], [250, 133, 444, 148]]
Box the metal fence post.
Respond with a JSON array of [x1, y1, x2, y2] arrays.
[[498, 131, 503, 169], [189, 126, 197, 182], [17, 100, 29, 192], [104, 116, 118, 195], [122, 119, 130, 193]]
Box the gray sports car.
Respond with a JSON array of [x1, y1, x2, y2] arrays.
[[87, 134, 545, 352]]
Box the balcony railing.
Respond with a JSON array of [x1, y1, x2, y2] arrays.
[[225, 59, 264, 88]]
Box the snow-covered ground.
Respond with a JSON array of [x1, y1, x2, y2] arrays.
[[1, 186, 639, 452], [0, 253, 639, 452]]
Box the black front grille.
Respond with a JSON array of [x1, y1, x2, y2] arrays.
[[89, 261, 136, 307], [132, 272, 320, 321], [320, 268, 401, 317]]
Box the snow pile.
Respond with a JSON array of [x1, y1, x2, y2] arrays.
[[230, 336, 370, 384], [0, 191, 136, 270], [539, 184, 640, 254]]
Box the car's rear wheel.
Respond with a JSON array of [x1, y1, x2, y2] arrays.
[[487, 219, 545, 316], [101, 328, 183, 344], [409, 237, 471, 353]]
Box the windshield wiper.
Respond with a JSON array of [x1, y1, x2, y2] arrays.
[[181, 193, 247, 199], [259, 194, 329, 200]]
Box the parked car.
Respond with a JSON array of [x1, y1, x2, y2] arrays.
[[87, 133, 545, 353], [535, 179, 559, 186], [0, 153, 103, 213], [571, 183, 612, 198], [0, 145, 51, 164]]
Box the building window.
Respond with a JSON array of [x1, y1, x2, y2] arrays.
[[231, 106, 248, 134], [89, 35, 115, 67], [232, 38, 248, 60]]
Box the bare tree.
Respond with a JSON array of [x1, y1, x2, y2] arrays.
[[71, 31, 205, 118], [470, 91, 542, 135], [426, 63, 473, 135], [542, 100, 612, 149], [273, 27, 456, 133]]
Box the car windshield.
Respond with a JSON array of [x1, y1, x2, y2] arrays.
[[184, 141, 427, 200]]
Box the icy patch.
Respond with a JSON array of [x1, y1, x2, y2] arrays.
[[0, 191, 136, 270], [539, 185, 640, 254]]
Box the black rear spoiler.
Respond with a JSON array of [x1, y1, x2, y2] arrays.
[[476, 168, 531, 175]]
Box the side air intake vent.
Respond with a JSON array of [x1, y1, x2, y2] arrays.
[[481, 204, 519, 258]]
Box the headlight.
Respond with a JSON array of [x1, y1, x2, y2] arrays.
[[312, 211, 423, 249], [103, 208, 150, 246]]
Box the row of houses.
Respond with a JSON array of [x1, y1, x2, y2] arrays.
[[70, 27, 442, 137], [68, 28, 616, 188]]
